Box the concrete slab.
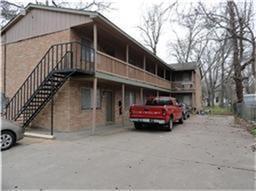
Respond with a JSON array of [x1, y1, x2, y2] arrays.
[[24, 132, 55, 140], [2, 115, 255, 189]]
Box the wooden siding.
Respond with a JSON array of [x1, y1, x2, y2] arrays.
[[96, 51, 171, 90], [4, 9, 92, 44]]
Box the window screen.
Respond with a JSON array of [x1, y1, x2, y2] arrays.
[[81, 88, 91, 109], [125, 91, 136, 108], [81, 88, 101, 109]]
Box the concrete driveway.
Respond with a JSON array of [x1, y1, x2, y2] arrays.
[[2, 115, 255, 189]]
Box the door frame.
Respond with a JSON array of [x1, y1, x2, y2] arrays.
[[104, 90, 114, 125]]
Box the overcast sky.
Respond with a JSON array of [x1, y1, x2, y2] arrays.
[[10, 0, 226, 63]]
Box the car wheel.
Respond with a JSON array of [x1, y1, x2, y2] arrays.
[[179, 116, 184, 124], [134, 122, 142, 129], [166, 117, 173, 131], [1, 130, 15, 151]]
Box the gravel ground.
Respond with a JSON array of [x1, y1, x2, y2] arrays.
[[2, 115, 255, 190]]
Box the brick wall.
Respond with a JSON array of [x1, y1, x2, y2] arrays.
[[195, 69, 202, 110], [33, 80, 71, 131], [32, 78, 146, 131], [5, 29, 72, 98]]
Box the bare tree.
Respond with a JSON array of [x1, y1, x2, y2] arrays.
[[138, 2, 176, 55], [170, 2, 234, 106], [0, 1, 24, 26], [51, 0, 114, 12], [170, 4, 207, 63], [198, 0, 256, 103], [171, 1, 256, 105]]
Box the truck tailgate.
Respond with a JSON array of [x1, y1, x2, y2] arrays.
[[130, 105, 164, 119]]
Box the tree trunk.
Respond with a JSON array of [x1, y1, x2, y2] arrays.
[[220, 60, 224, 107], [228, 1, 244, 103]]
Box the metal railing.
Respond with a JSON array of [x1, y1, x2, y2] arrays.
[[171, 81, 195, 91], [5, 41, 95, 121]]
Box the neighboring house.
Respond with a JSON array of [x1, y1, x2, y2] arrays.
[[170, 63, 202, 111], [1, 4, 202, 132]]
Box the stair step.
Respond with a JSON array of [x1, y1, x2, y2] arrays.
[[37, 92, 51, 95], [34, 95, 49, 99], [31, 100, 46, 103], [52, 74, 66, 78], [31, 99, 45, 102], [23, 110, 35, 114], [47, 79, 62, 83], [27, 103, 40, 106], [43, 82, 59, 87], [39, 87, 52, 91]]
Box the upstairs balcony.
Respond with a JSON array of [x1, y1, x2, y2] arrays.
[[96, 51, 171, 90], [71, 22, 172, 91], [171, 81, 195, 92]]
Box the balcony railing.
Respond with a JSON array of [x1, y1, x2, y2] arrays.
[[171, 81, 195, 92], [96, 51, 171, 90]]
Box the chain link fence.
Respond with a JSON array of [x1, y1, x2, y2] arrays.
[[233, 103, 256, 122]]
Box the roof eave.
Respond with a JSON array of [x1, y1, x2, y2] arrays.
[[1, 3, 175, 71], [1, 3, 98, 34]]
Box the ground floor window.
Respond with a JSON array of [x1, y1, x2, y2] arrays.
[[174, 94, 192, 106], [125, 91, 136, 108], [81, 88, 101, 110]]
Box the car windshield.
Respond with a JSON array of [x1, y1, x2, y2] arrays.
[[146, 98, 171, 106]]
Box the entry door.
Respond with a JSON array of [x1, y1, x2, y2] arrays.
[[105, 91, 113, 122]]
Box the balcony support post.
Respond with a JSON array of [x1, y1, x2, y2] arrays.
[[192, 92, 196, 112], [50, 78, 54, 136], [140, 88, 144, 104], [155, 63, 158, 76], [143, 56, 146, 81], [122, 84, 125, 127], [163, 68, 166, 79], [93, 23, 97, 72], [126, 45, 129, 77], [156, 90, 159, 97], [155, 63, 159, 85], [91, 77, 98, 135]]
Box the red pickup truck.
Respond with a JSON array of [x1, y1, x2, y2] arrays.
[[129, 96, 183, 131]]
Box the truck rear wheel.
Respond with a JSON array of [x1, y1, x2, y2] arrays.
[[179, 116, 184, 124], [166, 117, 173, 131], [183, 113, 187, 120], [134, 122, 142, 129]]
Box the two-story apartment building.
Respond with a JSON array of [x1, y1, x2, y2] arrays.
[[170, 63, 202, 112], [1, 4, 202, 132]]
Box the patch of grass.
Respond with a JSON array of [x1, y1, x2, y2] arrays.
[[206, 106, 233, 115], [234, 116, 256, 136], [251, 128, 256, 136]]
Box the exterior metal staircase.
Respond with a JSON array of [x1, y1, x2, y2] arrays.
[[5, 41, 95, 128]]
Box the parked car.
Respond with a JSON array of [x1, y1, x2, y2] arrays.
[[129, 97, 183, 131], [180, 103, 191, 120], [1, 118, 24, 150]]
